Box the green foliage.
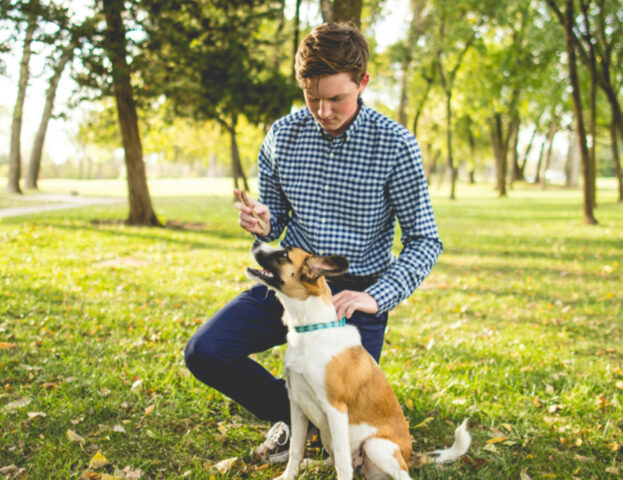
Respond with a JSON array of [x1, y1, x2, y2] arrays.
[[0, 179, 621, 478], [73, 99, 267, 176], [139, 0, 299, 128]]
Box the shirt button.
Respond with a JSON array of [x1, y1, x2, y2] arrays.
[[319, 251, 324, 255], [321, 218, 326, 223], [329, 153, 334, 158], [324, 185, 329, 190]]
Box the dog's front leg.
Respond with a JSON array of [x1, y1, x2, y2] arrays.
[[274, 399, 307, 480], [326, 407, 353, 480]]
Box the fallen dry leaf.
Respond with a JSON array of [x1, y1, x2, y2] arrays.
[[114, 467, 143, 479], [0, 342, 17, 349], [27, 411, 47, 420], [413, 417, 435, 429], [89, 451, 110, 469], [214, 457, 238, 474], [461, 456, 487, 469], [113, 425, 126, 433], [483, 443, 499, 454], [5, 397, 31, 410], [130, 380, 143, 393], [0, 465, 17, 475], [615, 381, 623, 390], [100, 474, 121, 480], [574, 454, 592, 463], [144, 405, 155, 416], [486, 436, 508, 444], [501, 423, 513, 433], [67, 429, 85, 444]]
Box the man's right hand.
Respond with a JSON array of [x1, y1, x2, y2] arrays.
[[234, 189, 272, 237]]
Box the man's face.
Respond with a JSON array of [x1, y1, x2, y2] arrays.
[[303, 72, 370, 137]]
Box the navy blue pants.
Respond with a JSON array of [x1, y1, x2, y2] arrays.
[[184, 282, 388, 425]]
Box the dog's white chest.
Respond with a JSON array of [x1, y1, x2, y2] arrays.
[[282, 326, 364, 435]]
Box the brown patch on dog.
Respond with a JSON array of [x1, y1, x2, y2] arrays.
[[394, 447, 409, 471], [324, 346, 412, 465], [277, 248, 337, 303]]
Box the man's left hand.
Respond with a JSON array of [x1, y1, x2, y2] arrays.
[[332, 290, 379, 320]]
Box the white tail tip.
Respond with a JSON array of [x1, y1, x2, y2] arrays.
[[431, 418, 471, 463]]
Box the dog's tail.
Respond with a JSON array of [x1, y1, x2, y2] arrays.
[[410, 419, 471, 468]]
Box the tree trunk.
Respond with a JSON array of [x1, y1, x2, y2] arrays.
[[398, 65, 409, 127], [508, 112, 520, 186], [518, 118, 541, 181], [332, 0, 362, 26], [292, 0, 301, 79], [562, 0, 597, 224], [534, 137, 547, 184], [611, 119, 623, 203], [445, 92, 457, 200], [103, 0, 161, 226], [424, 146, 439, 181], [489, 114, 508, 197], [25, 45, 73, 189], [587, 41, 598, 208], [412, 79, 432, 138], [229, 114, 249, 192], [320, 0, 333, 23], [7, 12, 37, 194], [602, 83, 623, 148], [466, 115, 476, 184], [540, 118, 558, 190]]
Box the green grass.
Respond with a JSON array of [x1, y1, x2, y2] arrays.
[[1, 179, 622, 479]]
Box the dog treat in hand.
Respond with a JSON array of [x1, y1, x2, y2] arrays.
[[240, 190, 265, 231]]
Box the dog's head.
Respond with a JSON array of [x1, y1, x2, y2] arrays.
[[246, 240, 348, 300]]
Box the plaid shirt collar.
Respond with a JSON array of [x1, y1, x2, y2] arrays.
[[313, 96, 369, 142]]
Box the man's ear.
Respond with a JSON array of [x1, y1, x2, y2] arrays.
[[307, 255, 349, 278]]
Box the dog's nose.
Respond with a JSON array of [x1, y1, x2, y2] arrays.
[[252, 239, 263, 250]]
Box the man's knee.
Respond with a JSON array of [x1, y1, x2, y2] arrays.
[[184, 333, 222, 384]]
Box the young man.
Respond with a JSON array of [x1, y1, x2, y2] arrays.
[[185, 22, 442, 463]]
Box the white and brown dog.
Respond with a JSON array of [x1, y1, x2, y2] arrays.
[[247, 240, 470, 480]]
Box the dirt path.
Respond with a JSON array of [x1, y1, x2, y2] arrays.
[[0, 194, 121, 219]]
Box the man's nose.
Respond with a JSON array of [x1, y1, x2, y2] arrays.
[[317, 100, 331, 119]]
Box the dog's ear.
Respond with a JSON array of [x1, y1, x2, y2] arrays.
[[306, 255, 349, 279]]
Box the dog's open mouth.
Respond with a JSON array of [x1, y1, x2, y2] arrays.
[[246, 267, 275, 281]]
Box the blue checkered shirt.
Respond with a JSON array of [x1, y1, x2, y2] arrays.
[[257, 100, 442, 313]]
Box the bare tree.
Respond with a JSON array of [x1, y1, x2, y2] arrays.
[[7, 2, 37, 194], [546, 0, 597, 224], [434, 4, 480, 200], [25, 42, 74, 189], [320, 0, 363, 26], [103, 0, 161, 226]]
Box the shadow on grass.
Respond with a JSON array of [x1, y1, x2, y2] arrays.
[[32, 219, 253, 253]]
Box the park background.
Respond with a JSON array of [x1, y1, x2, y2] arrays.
[[1, 0, 622, 479]]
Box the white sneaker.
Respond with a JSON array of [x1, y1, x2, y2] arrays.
[[252, 421, 290, 464]]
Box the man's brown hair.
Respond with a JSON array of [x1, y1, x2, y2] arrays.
[[295, 22, 369, 88]]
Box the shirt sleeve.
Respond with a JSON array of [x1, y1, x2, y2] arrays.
[[365, 137, 443, 313], [255, 124, 292, 242]]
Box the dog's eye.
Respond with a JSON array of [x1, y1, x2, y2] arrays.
[[281, 251, 289, 258]]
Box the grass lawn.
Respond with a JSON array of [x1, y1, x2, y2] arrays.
[[1, 178, 621, 479]]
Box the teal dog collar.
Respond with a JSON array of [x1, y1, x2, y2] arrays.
[[294, 318, 346, 333]]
